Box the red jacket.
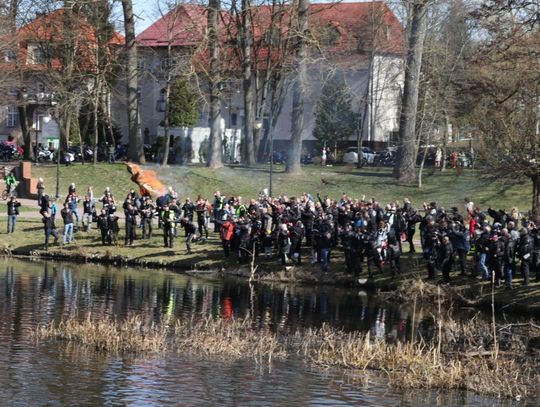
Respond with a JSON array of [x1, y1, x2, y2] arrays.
[[220, 221, 234, 241]]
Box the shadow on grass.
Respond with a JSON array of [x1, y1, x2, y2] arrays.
[[345, 170, 394, 179], [12, 243, 45, 253]]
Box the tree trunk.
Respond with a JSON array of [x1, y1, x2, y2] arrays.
[[161, 81, 171, 166], [18, 105, 33, 161], [206, 0, 223, 169], [72, 114, 83, 164], [101, 91, 115, 146], [393, 0, 429, 184], [241, 0, 255, 166], [285, 0, 309, 174], [122, 0, 145, 163], [93, 85, 100, 165], [60, 111, 72, 153], [532, 174, 540, 224], [418, 131, 430, 188], [441, 113, 449, 171], [253, 126, 262, 162]]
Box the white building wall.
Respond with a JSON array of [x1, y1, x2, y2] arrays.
[[157, 126, 241, 164], [367, 54, 403, 145], [130, 49, 403, 159]]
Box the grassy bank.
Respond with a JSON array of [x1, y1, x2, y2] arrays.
[[30, 162, 532, 211], [4, 162, 539, 313], [33, 313, 539, 400]]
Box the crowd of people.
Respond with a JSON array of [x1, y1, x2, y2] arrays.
[[5, 178, 539, 289]]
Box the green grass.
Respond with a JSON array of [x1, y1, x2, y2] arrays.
[[31, 162, 532, 213], [0, 203, 35, 212], [0, 217, 225, 270], [31, 163, 130, 200]]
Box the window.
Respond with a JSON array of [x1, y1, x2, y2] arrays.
[[4, 49, 16, 62], [160, 58, 170, 71], [137, 58, 146, 71], [231, 113, 238, 127], [156, 100, 166, 112], [385, 25, 392, 41], [156, 88, 166, 112], [6, 106, 17, 127], [31, 47, 45, 64]]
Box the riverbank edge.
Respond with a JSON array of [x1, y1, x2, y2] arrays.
[[5, 246, 540, 317]]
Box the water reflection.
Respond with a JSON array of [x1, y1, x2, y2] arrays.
[[0, 259, 532, 407], [0, 260, 421, 341]]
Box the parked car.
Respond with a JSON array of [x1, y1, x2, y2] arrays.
[[343, 147, 375, 166]]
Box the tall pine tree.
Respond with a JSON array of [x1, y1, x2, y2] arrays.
[[168, 79, 199, 127], [312, 73, 357, 147]]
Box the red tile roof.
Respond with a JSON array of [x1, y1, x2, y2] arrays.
[[137, 1, 404, 56], [1, 8, 124, 72], [137, 5, 214, 47]]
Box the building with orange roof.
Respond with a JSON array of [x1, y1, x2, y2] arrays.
[[0, 8, 123, 149], [131, 1, 405, 163]]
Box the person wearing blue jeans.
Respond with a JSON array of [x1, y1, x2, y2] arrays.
[[320, 226, 333, 272], [61, 204, 74, 244], [66, 193, 79, 227], [479, 252, 490, 280], [6, 196, 20, 233], [476, 226, 491, 280], [321, 247, 330, 272]]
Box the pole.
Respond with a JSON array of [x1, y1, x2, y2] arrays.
[[269, 127, 273, 197], [34, 129, 38, 164], [55, 146, 60, 198]]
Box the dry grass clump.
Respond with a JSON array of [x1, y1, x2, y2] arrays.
[[389, 278, 480, 307], [296, 323, 537, 399], [33, 314, 287, 362], [171, 317, 287, 362], [32, 314, 538, 400], [33, 315, 168, 354]]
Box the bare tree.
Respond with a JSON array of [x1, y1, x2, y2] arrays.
[[122, 0, 145, 163], [466, 2, 540, 220], [285, 0, 309, 174], [393, 0, 430, 184], [206, 0, 223, 169]]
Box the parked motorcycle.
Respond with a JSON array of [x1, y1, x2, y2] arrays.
[[36, 146, 54, 162]]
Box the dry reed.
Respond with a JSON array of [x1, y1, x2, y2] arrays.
[[33, 314, 287, 362], [32, 314, 538, 400], [297, 323, 536, 399], [33, 315, 168, 354]]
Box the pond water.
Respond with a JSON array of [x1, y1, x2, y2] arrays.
[[0, 259, 532, 406]]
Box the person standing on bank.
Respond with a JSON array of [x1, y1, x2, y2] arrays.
[[124, 202, 138, 246], [61, 202, 74, 244], [36, 178, 45, 206], [42, 211, 58, 250], [161, 204, 176, 248], [7, 196, 20, 233]]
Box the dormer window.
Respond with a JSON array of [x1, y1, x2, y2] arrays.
[[27, 44, 46, 64], [385, 25, 392, 41]]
